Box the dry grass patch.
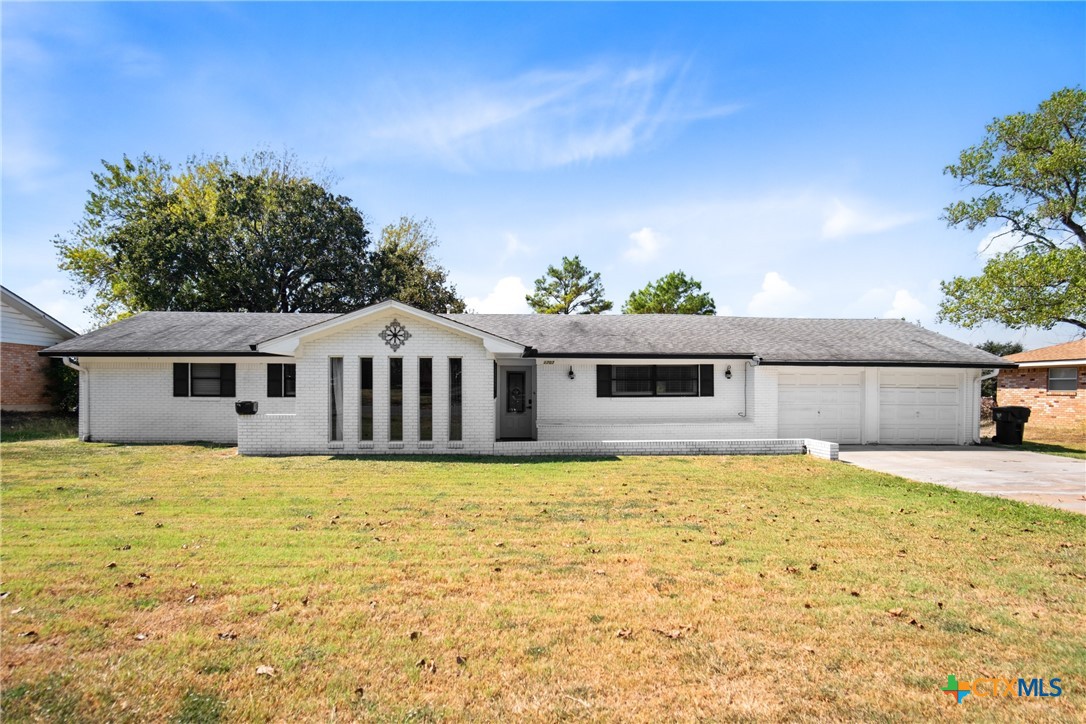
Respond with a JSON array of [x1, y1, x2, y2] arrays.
[[2, 440, 1084, 721]]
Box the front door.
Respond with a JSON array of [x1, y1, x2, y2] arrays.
[[499, 366, 535, 440]]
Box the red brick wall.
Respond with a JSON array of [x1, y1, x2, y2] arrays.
[[997, 366, 1085, 429], [1, 342, 54, 411]]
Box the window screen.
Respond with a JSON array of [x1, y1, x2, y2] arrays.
[[1048, 367, 1078, 392]]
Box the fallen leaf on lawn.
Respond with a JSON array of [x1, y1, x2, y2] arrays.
[[354, 687, 364, 697], [616, 628, 633, 639], [888, 608, 904, 617], [709, 540, 726, 547], [652, 625, 693, 640], [134, 633, 147, 641], [493, 567, 502, 572], [217, 632, 238, 640], [184, 595, 196, 604], [850, 591, 861, 597], [802, 646, 816, 654], [803, 603, 812, 609], [594, 570, 606, 576], [456, 655, 467, 665], [409, 631, 421, 641], [11, 607, 24, 614], [809, 563, 819, 571], [106, 562, 117, 569], [1059, 542, 1074, 548], [256, 665, 276, 677], [116, 544, 131, 551], [301, 597, 309, 606], [19, 631, 38, 639], [134, 511, 144, 516], [909, 619, 924, 629], [271, 601, 281, 611], [494, 542, 505, 548], [138, 573, 150, 580], [785, 566, 799, 574]]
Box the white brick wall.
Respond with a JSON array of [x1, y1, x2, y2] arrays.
[[240, 311, 495, 454], [79, 357, 293, 444]]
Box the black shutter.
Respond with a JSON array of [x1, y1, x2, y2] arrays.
[[699, 364, 714, 397], [493, 361, 497, 399], [173, 363, 189, 397], [220, 364, 236, 397], [267, 364, 283, 397], [596, 365, 612, 397]]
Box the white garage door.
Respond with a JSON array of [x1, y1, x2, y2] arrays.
[[778, 371, 863, 444], [879, 371, 960, 444]]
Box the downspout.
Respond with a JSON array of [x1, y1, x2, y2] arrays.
[[974, 369, 999, 444], [737, 356, 762, 417], [62, 357, 90, 441]]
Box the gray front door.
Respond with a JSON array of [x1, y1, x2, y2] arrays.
[[499, 367, 534, 439]]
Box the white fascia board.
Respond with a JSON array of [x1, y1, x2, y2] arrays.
[[1012, 359, 1086, 368], [255, 300, 525, 356]]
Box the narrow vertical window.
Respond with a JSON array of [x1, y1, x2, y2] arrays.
[[449, 358, 462, 442], [329, 357, 344, 442], [389, 358, 403, 442], [359, 357, 373, 441], [419, 358, 433, 442]]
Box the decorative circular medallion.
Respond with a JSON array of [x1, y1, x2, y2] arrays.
[[378, 319, 412, 352]]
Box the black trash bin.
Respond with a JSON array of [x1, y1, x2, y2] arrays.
[[992, 406, 1031, 445]]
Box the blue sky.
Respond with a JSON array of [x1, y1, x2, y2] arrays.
[[3, 2, 1084, 349]]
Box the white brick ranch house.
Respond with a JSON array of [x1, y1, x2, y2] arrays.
[[39, 300, 1013, 457]]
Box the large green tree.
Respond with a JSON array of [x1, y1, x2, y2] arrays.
[[370, 216, 465, 313], [55, 152, 463, 320], [622, 271, 716, 315], [526, 255, 613, 314], [938, 87, 1086, 331]]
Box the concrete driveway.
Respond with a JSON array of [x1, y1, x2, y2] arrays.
[[838, 445, 1086, 514]]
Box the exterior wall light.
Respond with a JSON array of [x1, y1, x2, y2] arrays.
[[725, 365, 732, 379], [568, 366, 576, 380]]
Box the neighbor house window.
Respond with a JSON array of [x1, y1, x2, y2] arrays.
[[596, 364, 711, 398], [359, 357, 373, 442], [173, 363, 235, 398], [329, 358, 343, 442], [449, 358, 462, 441], [389, 358, 403, 442], [419, 358, 433, 442], [1048, 367, 1078, 392], [267, 363, 296, 397]]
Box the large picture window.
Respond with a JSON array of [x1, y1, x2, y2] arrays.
[[267, 363, 296, 397], [359, 358, 373, 442], [596, 364, 712, 398], [1048, 367, 1078, 392], [449, 358, 462, 441], [173, 363, 236, 398], [389, 358, 403, 442]]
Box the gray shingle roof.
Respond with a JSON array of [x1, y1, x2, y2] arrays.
[[444, 314, 1013, 367], [40, 309, 1013, 368], [41, 311, 338, 356]]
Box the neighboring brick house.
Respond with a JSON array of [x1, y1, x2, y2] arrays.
[[38, 299, 1013, 454], [999, 340, 1086, 430], [1, 286, 77, 411]]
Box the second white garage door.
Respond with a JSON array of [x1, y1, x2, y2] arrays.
[[778, 371, 863, 444], [879, 371, 961, 444]]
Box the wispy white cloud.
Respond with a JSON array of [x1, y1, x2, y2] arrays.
[[499, 233, 533, 265], [464, 276, 532, 313], [356, 59, 741, 171], [623, 227, 664, 263], [820, 198, 918, 239], [747, 272, 806, 316]]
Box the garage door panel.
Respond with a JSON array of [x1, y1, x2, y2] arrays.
[[778, 372, 863, 444], [879, 382, 960, 445]]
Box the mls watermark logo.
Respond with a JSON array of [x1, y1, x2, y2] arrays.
[[942, 674, 1062, 703]]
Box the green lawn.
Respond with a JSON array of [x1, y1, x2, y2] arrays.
[[2, 439, 1083, 721]]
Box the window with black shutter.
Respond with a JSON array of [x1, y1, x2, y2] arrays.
[[174, 363, 236, 397], [596, 364, 708, 398], [267, 363, 296, 397]]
